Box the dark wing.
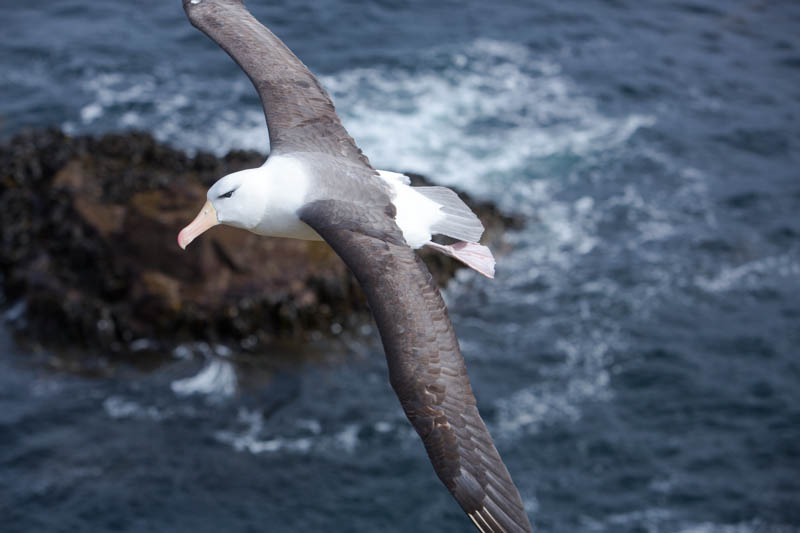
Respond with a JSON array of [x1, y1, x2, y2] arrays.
[[300, 200, 532, 533], [182, 0, 369, 165]]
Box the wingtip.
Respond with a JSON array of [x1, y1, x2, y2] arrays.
[[183, 0, 245, 7], [183, 0, 244, 17], [182, 0, 202, 22]]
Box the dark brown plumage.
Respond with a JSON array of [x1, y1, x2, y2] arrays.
[[300, 200, 532, 532], [182, 1, 531, 531], [183, 0, 369, 164]]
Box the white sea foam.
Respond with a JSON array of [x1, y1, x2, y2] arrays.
[[65, 70, 269, 155], [581, 509, 796, 533], [3, 300, 26, 323], [215, 408, 315, 454], [676, 523, 797, 533], [696, 254, 800, 293], [171, 359, 237, 398], [171, 341, 232, 360], [103, 396, 163, 421], [373, 421, 393, 433], [129, 338, 156, 352], [335, 423, 361, 453], [64, 39, 653, 195], [494, 337, 613, 437], [322, 39, 654, 202], [214, 407, 369, 456], [297, 418, 322, 435]]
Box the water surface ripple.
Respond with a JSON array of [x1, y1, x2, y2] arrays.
[[1, 1, 799, 531]]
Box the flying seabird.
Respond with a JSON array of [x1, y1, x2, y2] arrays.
[[177, 1, 531, 531]]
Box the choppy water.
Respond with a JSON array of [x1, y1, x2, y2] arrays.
[[2, 1, 800, 531]]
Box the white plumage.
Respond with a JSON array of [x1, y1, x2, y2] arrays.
[[185, 159, 495, 277], [377, 171, 445, 248]]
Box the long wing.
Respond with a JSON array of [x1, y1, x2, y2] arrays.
[[182, 0, 370, 165], [300, 200, 532, 533]]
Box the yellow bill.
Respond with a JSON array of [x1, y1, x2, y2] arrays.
[[177, 200, 218, 249]]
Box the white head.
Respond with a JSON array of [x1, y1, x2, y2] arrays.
[[177, 168, 266, 249]]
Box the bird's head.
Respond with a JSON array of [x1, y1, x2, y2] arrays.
[[177, 168, 264, 249]]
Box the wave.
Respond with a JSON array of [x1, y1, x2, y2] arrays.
[[171, 359, 237, 398], [696, 253, 800, 294], [580, 509, 799, 533], [213, 407, 411, 457], [324, 39, 653, 200], [63, 39, 653, 198]]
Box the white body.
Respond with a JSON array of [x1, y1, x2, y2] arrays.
[[198, 155, 495, 277], [209, 157, 444, 248], [210, 155, 320, 241]]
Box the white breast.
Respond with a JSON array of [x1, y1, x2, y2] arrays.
[[253, 156, 322, 241]]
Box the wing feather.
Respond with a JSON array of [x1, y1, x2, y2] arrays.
[[300, 200, 532, 533], [182, 0, 370, 164]]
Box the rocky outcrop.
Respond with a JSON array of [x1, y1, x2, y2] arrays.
[[0, 129, 521, 355]]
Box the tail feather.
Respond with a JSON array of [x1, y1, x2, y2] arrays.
[[426, 241, 496, 279], [416, 186, 485, 243]]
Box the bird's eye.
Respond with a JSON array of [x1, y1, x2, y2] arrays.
[[219, 190, 235, 199]]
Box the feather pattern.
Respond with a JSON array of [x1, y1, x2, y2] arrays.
[[300, 200, 532, 533], [416, 186, 486, 243], [182, 0, 370, 164]]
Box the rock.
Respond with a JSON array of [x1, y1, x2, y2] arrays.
[[0, 129, 521, 355]]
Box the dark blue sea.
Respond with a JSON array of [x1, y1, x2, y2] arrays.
[[2, 1, 800, 531]]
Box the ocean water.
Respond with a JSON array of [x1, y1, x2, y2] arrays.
[[2, 1, 800, 532]]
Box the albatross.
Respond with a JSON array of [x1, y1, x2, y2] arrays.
[[177, 1, 531, 531]]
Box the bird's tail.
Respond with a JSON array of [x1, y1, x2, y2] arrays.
[[426, 241, 496, 279], [416, 186, 485, 243], [414, 185, 495, 278]]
